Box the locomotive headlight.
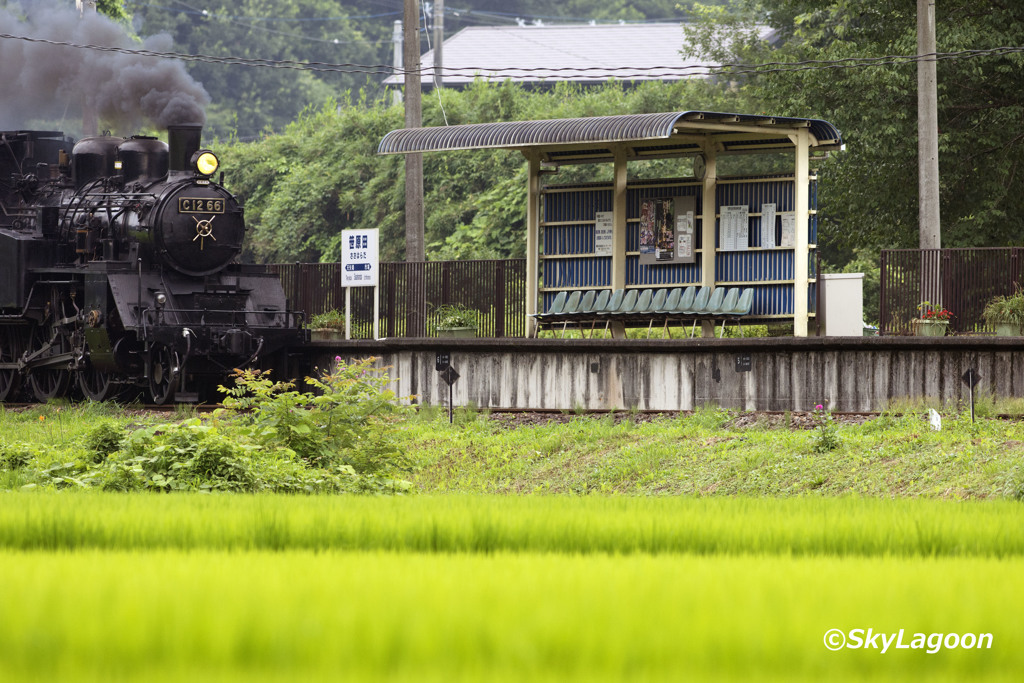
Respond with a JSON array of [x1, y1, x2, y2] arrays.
[[191, 150, 220, 176]]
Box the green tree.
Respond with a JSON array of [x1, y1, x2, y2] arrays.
[[684, 0, 1024, 260], [128, 0, 389, 140], [222, 77, 750, 264]]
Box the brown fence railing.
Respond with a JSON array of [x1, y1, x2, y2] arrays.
[[879, 247, 1023, 335], [268, 259, 528, 338]]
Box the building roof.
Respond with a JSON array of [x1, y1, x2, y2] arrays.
[[378, 111, 843, 160], [383, 23, 734, 88]]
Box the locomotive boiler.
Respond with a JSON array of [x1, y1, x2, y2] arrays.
[[0, 125, 304, 404]]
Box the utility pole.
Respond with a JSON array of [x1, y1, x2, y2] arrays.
[[917, 0, 940, 249], [403, 0, 426, 336], [403, 0, 425, 263], [78, 0, 98, 136], [433, 0, 444, 90], [392, 20, 403, 106]]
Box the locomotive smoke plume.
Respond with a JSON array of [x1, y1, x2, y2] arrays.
[[0, 1, 210, 131]]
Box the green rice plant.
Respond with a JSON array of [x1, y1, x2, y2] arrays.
[[0, 549, 1019, 682], [2, 494, 1023, 558]]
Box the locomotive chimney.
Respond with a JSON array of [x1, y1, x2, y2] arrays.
[[167, 124, 203, 174]]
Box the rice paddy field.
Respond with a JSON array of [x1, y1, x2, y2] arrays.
[[1, 493, 1022, 682]]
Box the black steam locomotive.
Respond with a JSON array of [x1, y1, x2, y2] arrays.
[[0, 125, 304, 404]]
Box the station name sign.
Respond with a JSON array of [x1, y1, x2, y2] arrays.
[[341, 228, 379, 287]]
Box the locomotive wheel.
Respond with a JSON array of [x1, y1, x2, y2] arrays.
[[0, 327, 24, 402], [28, 367, 71, 403], [26, 326, 71, 403], [148, 344, 178, 405], [77, 365, 120, 402]]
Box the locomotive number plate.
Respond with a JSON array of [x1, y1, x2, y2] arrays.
[[178, 197, 225, 214]]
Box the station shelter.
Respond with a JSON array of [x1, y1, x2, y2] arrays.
[[378, 111, 843, 337]]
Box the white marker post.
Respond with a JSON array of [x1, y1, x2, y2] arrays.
[[340, 229, 380, 339]]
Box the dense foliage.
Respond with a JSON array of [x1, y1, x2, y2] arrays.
[[223, 78, 747, 263], [684, 0, 1024, 259], [1, 358, 412, 494]]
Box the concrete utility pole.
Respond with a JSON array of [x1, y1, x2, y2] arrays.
[[403, 0, 425, 263], [433, 0, 444, 90], [392, 20, 403, 105], [78, 0, 98, 136], [917, 0, 941, 249]]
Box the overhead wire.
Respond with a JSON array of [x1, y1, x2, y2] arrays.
[[0, 30, 1022, 79]]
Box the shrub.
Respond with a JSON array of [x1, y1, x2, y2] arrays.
[[84, 421, 126, 462], [0, 442, 40, 470], [218, 358, 413, 478]]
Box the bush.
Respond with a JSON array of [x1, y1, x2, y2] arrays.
[[84, 421, 126, 463], [5, 357, 414, 495], [218, 357, 413, 478], [0, 442, 40, 470]]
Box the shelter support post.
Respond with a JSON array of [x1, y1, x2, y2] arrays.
[[610, 148, 628, 339], [700, 139, 717, 338], [793, 128, 811, 337], [525, 154, 540, 337]]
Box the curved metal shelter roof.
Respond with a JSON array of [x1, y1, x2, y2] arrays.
[[378, 111, 842, 157]]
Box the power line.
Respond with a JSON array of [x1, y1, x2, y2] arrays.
[[1, 30, 1022, 79]]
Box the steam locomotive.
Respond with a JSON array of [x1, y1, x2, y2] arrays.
[[0, 125, 304, 404]]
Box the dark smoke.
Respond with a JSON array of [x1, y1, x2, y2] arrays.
[[0, 1, 209, 132]]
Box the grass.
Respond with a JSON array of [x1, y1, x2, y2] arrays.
[[4, 401, 1024, 498], [402, 407, 1024, 499]]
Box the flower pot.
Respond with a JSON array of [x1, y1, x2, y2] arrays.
[[309, 328, 344, 341], [994, 322, 1024, 337], [912, 320, 949, 337], [436, 326, 477, 339]]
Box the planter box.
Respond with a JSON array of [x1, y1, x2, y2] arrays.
[[912, 320, 949, 337], [309, 328, 345, 341], [436, 327, 477, 339], [994, 322, 1024, 337]]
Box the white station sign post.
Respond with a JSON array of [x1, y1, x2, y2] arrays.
[[340, 228, 380, 339]]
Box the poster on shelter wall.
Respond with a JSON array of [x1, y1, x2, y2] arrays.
[[640, 198, 693, 265], [673, 195, 696, 264], [780, 212, 796, 247], [720, 205, 749, 251], [639, 199, 664, 264], [594, 211, 613, 256], [761, 203, 777, 248]]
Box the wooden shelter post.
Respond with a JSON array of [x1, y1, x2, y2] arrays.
[[610, 147, 629, 338], [793, 127, 811, 337], [700, 139, 718, 337], [525, 153, 541, 337]]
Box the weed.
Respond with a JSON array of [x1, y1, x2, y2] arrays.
[[810, 404, 841, 453]]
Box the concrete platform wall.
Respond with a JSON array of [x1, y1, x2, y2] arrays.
[[307, 337, 1024, 412]]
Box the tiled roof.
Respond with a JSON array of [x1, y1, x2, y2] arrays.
[[383, 23, 726, 87]]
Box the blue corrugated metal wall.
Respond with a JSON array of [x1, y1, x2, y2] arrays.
[[540, 174, 818, 319]]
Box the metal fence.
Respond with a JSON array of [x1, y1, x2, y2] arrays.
[[268, 259, 528, 338], [879, 247, 1023, 335]]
